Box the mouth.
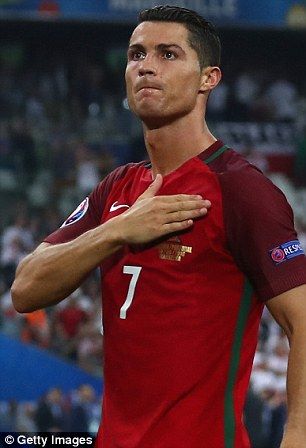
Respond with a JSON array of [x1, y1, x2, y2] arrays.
[[136, 84, 162, 93]]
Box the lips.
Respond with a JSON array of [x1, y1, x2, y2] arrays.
[[136, 83, 162, 93]]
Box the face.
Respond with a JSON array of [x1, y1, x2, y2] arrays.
[[48, 388, 62, 403], [125, 21, 205, 127]]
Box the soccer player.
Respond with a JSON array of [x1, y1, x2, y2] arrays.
[[11, 6, 306, 448]]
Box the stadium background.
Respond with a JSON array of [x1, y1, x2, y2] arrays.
[[1, 0, 306, 446]]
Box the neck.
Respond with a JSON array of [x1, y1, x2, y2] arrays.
[[143, 112, 216, 176]]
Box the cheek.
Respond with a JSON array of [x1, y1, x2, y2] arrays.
[[125, 71, 135, 104], [182, 69, 201, 93], [125, 70, 131, 93], [170, 73, 199, 105]]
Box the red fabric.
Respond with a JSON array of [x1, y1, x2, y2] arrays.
[[204, 147, 306, 300], [44, 141, 306, 447]]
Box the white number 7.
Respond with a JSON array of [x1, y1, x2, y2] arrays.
[[120, 265, 142, 319]]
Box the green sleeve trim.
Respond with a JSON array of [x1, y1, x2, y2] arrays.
[[224, 279, 253, 448]]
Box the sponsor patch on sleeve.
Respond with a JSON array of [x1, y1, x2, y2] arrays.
[[61, 197, 89, 227], [270, 240, 305, 265]]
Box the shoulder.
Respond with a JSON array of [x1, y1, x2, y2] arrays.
[[206, 145, 277, 196], [212, 149, 290, 214], [220, 163, 293, 241], [222, 165, 284, 197], [209, 147, 306, 301]]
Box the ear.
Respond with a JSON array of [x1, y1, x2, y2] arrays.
[[199, 66, 222, 93]]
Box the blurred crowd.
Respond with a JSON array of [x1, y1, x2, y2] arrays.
[[208, 68, 306, 126], [1, 34, 306, 447], [0, 384, 101, 434]]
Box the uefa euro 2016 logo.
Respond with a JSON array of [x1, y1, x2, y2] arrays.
[[61, 197, 89, 227]]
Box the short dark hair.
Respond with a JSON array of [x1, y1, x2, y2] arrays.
[[138, 5, 221, 69]]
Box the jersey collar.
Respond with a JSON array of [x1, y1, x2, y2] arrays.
[[197, 140, 226, 163]]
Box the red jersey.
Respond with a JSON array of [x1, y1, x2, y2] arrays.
[[45, 141, 306, 448]]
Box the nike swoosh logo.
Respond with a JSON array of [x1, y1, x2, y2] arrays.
[[110, 201, 130, 212]]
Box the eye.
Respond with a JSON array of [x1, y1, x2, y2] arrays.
[[128, 50, 145, 61], [163, 51, 176, 60]]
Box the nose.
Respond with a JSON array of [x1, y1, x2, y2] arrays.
[[138, 55, 157, 77]]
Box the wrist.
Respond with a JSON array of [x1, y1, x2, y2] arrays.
[[103, 215, 128, 247]]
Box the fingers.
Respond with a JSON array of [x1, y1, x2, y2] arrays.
[[162, 220, 194, 233], [166, 207, 208, 223], [114, 190, 212, 245], [159, 200, 210, 235], [137, 174, 211, 216], [161, 197, 211, 213], [138, 174, 163, 200]]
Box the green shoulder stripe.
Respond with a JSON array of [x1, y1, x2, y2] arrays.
[[204, 145, 229, 164]]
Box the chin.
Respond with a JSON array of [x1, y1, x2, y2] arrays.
[[138, 112, 170, 129], [133, 104, 164, 123], [138, 108, 192, 129]]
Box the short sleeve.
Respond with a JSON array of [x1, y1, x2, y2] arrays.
[[44, 165, 128, 245], [220, 166, 306, 301]]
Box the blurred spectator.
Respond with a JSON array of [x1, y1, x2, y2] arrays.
[[53, 293, 89, 360], [267, 391, 287, 448], [250, 353, 276, 395], [9, 118, 38, 185], [1, 235, 28, 287], [267, 338, 289, 381], [296, 220, 306, 252], [16, 402, 37, 432], [34, 387, 67, 431], [0, 122, 17, 191], [75, 143, 100, 196], [0, 385, 101, 434], [265, 77, 298, 122], [1, 211, 34, 286], [21, 309, 50, 348], [244, 387, 267, 448], [0, 289, 24, 338], [50, 135, 76, 197], [207, 81, 229, 120], [67, 384, 97, 432], [25, 92, 46, 124], [1, 211, 34, 253], [38, 0, 60, 15], [0, 400, 17, 431], [77, 301, 103, 375], [294, 132, 306, 187], [233, 71, 260, 121]]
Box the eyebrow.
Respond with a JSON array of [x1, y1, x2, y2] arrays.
[[127, 43, 185, 53]]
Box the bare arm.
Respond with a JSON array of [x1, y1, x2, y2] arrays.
[[11, 174, 210, 312], [11, 224, 122, 312], [266, 283, 306, 447]]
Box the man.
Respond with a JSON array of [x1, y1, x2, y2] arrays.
[[34, 387, 66, 432], [11, 6, 306, 448], [68, 384, 97, 432]]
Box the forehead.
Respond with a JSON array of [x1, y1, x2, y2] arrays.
[[129, 21, 190, 48]]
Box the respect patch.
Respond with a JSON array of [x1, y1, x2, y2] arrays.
[[270, 240, 304, 265]]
